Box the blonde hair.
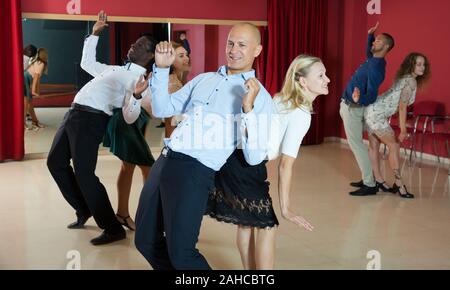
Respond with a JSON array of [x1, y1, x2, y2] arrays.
[[276, 54, 322, 112], [29, 48, 48, 74]]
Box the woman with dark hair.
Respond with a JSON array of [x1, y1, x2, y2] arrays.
[[102, 34, 157, 231], [24, 47, 48, 129], [355, 52, 431, 198]]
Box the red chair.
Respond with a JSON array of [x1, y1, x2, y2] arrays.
[[412, 101, 446, 163], [431, 115, 450, 167]]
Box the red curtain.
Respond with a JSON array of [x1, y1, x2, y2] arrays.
[[265, 0, 327, 95], [263, 0, 327, 144], [255, 26, 268, 85], [0, 0, 24, 161]]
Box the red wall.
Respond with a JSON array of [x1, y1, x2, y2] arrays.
[[21, 0, 267, 21], [325, 0, 449, 156], [172, 24, 205, 81]]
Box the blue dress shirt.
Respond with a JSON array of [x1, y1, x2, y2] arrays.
[[342, 34, 387, 106], [150, 65, 273, 171]]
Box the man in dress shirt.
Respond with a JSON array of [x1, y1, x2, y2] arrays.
[[47, 11, 156, 245], [339, 22, 395, 196], [134, 23, 273, 269]]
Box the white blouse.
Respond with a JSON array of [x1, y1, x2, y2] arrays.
[[267, 97, 312, 160]]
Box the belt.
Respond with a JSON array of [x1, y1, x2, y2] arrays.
[[71, 103, 110, 117], [341, 98, 363, 108], [161, 147, 195, 161]]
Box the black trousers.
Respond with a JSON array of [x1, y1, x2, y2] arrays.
[[135, 149, 215, 270], [47, 108, 123, 234]]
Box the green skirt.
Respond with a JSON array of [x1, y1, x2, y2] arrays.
[[103, 108, 155, 166]]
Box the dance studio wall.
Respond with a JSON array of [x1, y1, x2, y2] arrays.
[[172, 24, 206, 81], [21, 0, 267, 22], [325, 0, 449, 156]]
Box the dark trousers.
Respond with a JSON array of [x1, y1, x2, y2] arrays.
[[135, 149, 215, 270], [47, 108, 123, 234]]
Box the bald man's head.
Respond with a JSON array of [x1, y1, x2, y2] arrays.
[[230, 22, 261, 45], [226, 23, 263, 74]]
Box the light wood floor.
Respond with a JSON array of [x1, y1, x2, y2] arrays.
[[2, 107, 450, 270]]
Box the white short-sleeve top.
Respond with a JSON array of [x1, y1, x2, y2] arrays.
[[267, 96, 312, 160]]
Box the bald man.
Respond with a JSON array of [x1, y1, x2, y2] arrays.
[[135, 23, 273, 269]]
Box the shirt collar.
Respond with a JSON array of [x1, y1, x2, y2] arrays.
[[217, 65, 256, 80], [123, 62, 147, 74]]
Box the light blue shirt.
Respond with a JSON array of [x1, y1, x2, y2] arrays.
[[150, 65, 273, 171]]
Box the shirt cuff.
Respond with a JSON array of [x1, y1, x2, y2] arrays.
[[240, 110, 258, 148]]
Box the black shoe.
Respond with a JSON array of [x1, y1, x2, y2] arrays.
[[90, 230, 126, 245], [349, 185, 378, 196], [116, 214, 136, 231], [350, 180, 364, 188], [376, 181, 392, 193], [392, 183, 414, 199], [67, 214, 91, 229], [156, 122, 165, 128]]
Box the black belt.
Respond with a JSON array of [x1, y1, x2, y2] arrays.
[[71, 103, 110, 117], [161, 147, 195, 161]]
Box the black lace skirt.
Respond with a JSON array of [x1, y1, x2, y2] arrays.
[[206, 149, 279, 228]]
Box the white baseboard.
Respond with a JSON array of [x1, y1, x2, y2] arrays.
[[324, 137, 450, 166]]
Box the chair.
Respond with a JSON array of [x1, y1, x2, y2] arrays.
[[384, 110, 415, 164], [431, 115, 450, 167], [412, 101, 446, 163]]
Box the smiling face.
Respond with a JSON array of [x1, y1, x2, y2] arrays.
[[225, 24, 262, 75], [299, 62, 330, 97], [371, 35, 388, 54], [413, 56, 426, 77], [127, 36, 154, 65], [172, 46, 190, 73]]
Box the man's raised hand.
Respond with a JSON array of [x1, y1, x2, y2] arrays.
[[92, 10, 109, 36], [155, 41, 175, 68], [368, 22, 379, 35]]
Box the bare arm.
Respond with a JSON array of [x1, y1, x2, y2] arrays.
[[31, 75, 41, 96], [398, 101, 408, 142], [30, 62, 45, 96], [277, 154, 314, 231], [398, 78, 416, 142]]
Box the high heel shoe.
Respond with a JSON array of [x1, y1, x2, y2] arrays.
[[391, 183, 414, 199], [116, 214, 136, 231], [32, 121, 46, 128], [376, 181, 392, 193]]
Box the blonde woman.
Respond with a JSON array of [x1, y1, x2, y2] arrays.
[[24, 48, 48, 129], [207, 55, 330, 269]]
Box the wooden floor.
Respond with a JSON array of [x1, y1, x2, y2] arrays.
[[2, 107, 450, 270]]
